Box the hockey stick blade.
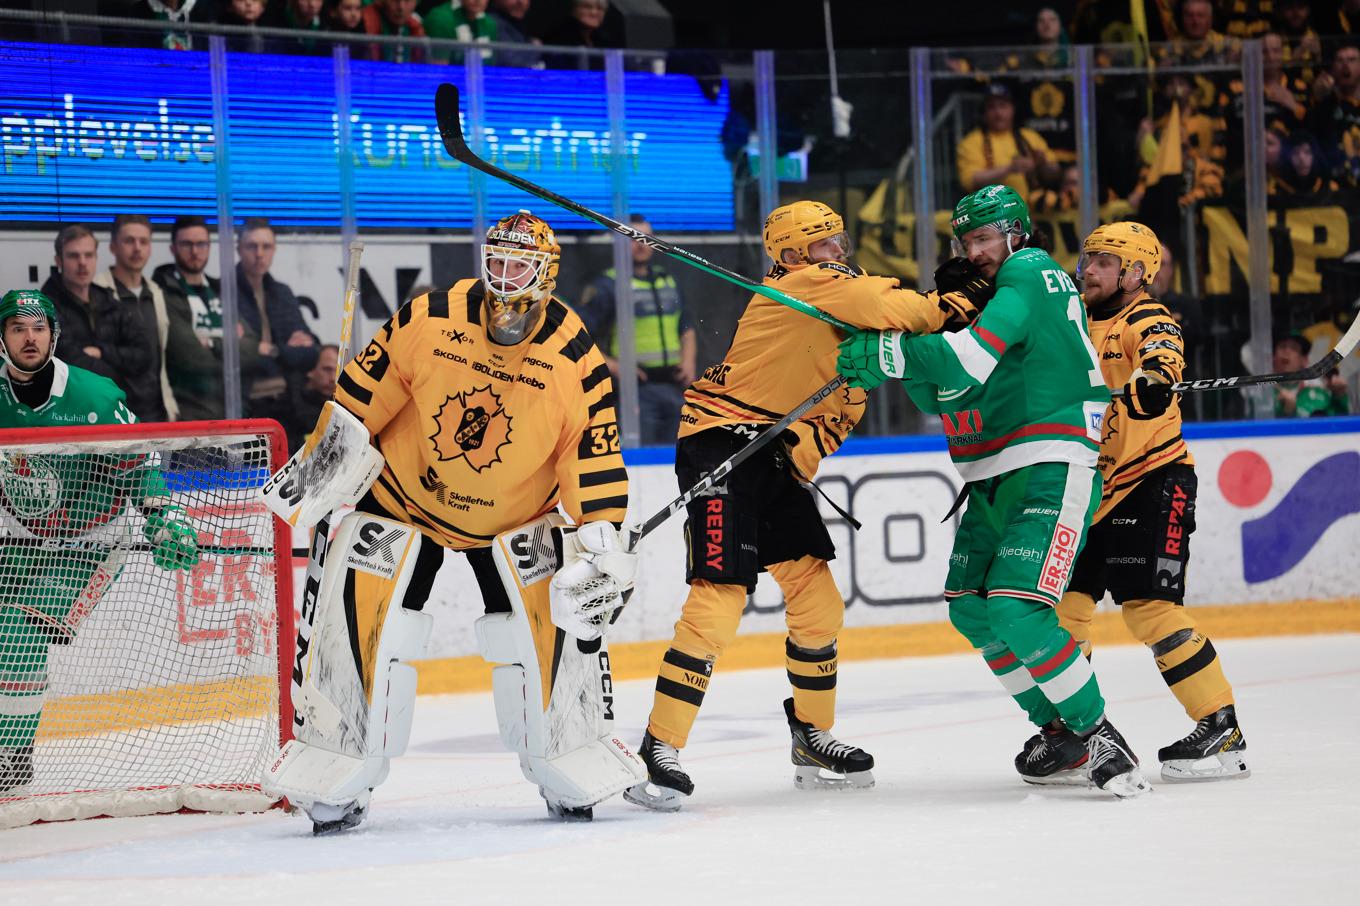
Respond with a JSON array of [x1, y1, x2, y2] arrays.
[[624, 375, 848, 551], [433, 83, 855, 334]]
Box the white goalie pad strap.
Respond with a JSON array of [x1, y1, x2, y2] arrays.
[[485, 516, 647, 807], [258, 401, 385, 528], [263, 512, 430, 809]]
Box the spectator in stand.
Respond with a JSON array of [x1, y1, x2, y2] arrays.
[[542, 0, 615, 69], [1307, 40, 1360, 188], [1273, 334, 1349, 415], [576, 214, 696, 446], [127, 0, 218, 51], [361, 0, 425, 63], [235, 218, 318, 446], [485, 0, 542, 67], [1265, 127, 1288, 192], [1279, 130, 1338, 193], [293, 343, 338, 440], [39, 225, 150, 391], [324, 0, 364, 36], [424, 0, 496, 65], [219, 0, 270, 52], [154, 216, 263, 421], [1277, 0, 1323, 81], [956, 82, 1059, 198], [273, 0, 325, 53], [1223, 0, 1275, 39], [1030, 163, 1081, 213], [1226, 31, 1310, 164], [1161, 0, 1239, 66], [999, 8, 1077, 167], [92, 216, 176, 423]]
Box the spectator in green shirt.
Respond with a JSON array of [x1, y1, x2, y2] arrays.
[[424, 0, 497, 64], [1273, 334, 1351, 416]]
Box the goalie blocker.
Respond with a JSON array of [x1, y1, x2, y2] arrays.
[[262, 500, 643, 831]]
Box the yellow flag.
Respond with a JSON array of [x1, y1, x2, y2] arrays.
[[1147, 100, 1184, 186]]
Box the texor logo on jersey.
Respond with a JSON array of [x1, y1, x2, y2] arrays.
[[430, 385, 512, 471], [1038, 522, 1080, 596]]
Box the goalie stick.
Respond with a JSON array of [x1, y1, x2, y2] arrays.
[[1122, 315, 1360, 400], [433, 83, 855, 334]]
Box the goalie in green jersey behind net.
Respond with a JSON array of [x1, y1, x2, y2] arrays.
[[0, 289, 200, 793], [836, 186, 1151, 798]]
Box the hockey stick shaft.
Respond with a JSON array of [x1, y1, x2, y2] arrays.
[[1123, 315, 1360, 399], [624, 374, 847, 550], [433, 83, 855, 334]]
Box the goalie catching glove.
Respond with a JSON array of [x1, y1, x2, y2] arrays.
[[836, 329, 909, 391], [549, 521, 638, 641], [143, 505, 199, 571]]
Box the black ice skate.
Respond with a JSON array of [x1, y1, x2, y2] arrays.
[[623, 731, 694, 812], [0, 745, 33, 793], [1015, 719, 1089, 786], [784, 698, 874, 791], [308, 795, 369, 836], [1082, 718, 1152, 798], [1157, 705, 1250, 783]]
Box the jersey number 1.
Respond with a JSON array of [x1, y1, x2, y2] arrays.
[[1066, 295, 1103, 387]]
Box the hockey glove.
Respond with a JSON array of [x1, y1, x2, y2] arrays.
[[549, 521, 638, 641], [143, 505, 200, 571], [933, 258, 994, 330], [1123, 368, 1175, 420], [836, 329, 909, 391]]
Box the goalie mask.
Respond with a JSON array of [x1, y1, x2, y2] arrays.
[[0, 289, 60, 377], [763, 200, 851, 268], [481, 210, 560, 344]]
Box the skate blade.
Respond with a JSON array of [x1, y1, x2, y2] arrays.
[[1100, 767, 1153, 799], [1021, 768, 1092, 788], [793, 765, 875, 791], [1160, 751, 1250, 783], [546, 801, 593, 822], [623, 780, 688, 813], [311, 807, 366, 836]]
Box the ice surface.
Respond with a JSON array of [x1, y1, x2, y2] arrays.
[[2, 634, 1355, 905]]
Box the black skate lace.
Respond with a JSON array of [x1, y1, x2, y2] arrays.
[[807, 727, 856, 759]]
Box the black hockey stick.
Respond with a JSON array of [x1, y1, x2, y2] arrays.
[[433, 83, 856, 334], [623, 374, 846, 551], [1122, 315, 1360, 401]]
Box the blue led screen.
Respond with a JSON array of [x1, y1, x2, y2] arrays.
[[0, 42, 733, 230]]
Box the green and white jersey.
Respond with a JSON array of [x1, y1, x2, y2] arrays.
[[898, 247, 1110, 482], [0, 358, 164, 541]]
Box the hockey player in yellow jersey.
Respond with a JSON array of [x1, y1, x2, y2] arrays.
[[625, 200, 995, 810], [1035, 221, 1248, 784], [260, 211, 647, 834]]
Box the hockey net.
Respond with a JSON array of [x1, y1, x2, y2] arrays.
[[0, 420, 294, 828]]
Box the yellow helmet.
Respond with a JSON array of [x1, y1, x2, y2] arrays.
[[763, 200, 849, 267], [1079, 221, 1162, 288]]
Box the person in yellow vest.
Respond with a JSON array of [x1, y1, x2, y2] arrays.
[[578, 214, 697, 445], [1052, 221, 1249, 784]]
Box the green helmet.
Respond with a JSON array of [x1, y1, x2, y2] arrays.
[[951, 184, 1032, 239], [0, 289, 60, 374]]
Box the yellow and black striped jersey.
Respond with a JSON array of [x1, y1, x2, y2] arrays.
[[334, 279, 628, 550], [1087, 290, 1194, 523], [679, 261, 956, 480]]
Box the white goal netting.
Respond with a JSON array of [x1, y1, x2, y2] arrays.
[[0, 421, 292, 828]]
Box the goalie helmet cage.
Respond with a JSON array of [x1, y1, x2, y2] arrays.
[[0, 419, 295, 829]]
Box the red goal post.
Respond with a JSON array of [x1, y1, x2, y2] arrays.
[[0, 419, 295, 828]]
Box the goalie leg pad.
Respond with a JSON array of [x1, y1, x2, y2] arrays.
[[264, 512, 438, 811], [477, 515, 646, 809]]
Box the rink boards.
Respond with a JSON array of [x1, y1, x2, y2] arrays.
[[287, 416, 1360, 688]]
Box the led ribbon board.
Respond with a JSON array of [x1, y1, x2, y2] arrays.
[[0, 42, 733, 230]]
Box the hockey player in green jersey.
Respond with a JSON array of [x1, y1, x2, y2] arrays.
[[836, 186, 1150, 798], [0, 289, 200, 792]]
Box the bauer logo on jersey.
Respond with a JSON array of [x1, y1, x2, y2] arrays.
[[0, 454, 62, 519], [1038, 522, 1080, 596], [344, 520, 413, 579], [429, 385, 513, 472]]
